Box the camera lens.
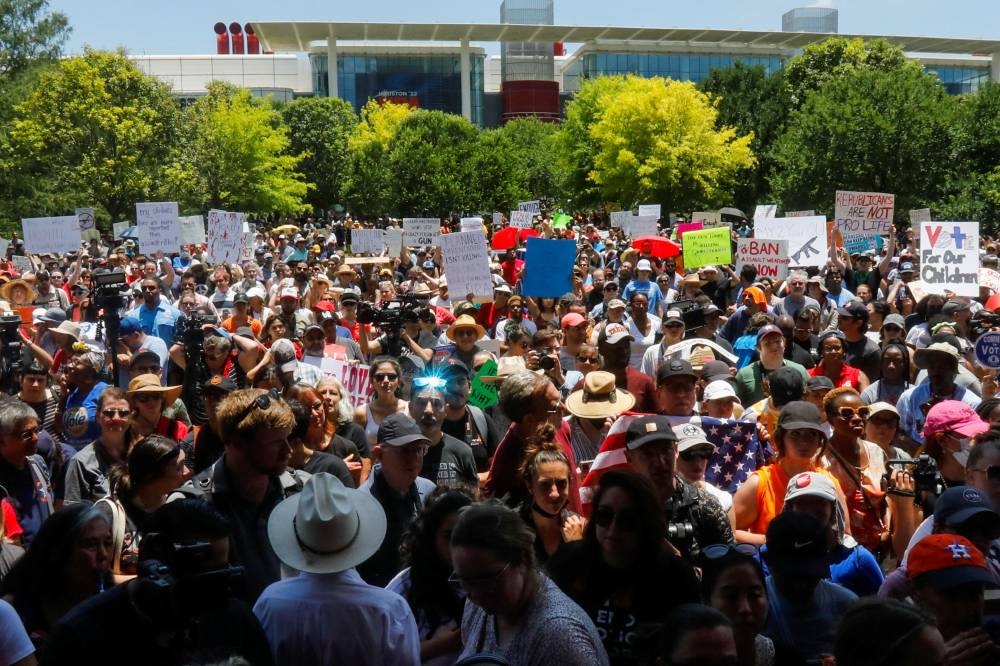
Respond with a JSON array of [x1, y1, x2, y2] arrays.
[[539, 355, 556, 371]]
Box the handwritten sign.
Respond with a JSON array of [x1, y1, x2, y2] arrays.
[[113, 221, 131, 241], [76, 207, 99, 241], [179, 215, 206, 247], [21, 216, 80, 254], [11, 255, 32, 276], [690, 211, 722, 228], [910, 208, 931, 225], [835, 191, 894, 237], [468, 359, 500, 409], [785, 210, 816, 218], [403, 218, 441, 246], [461, 217, 483, 233], [350, 229, 386, 255], [682, 227, 732, 269], [135, 202, 180, 254], [736, 239, 790, 280], [920, 221, 980, 297], [610, 211, 632, 229], [509, 210, 533, 229], [980, 267, 1000, 294], [517, 200, 541, 214], [207, 209, 245, 265], [628, 216, 658, 239], [320, 360, 372, 406], [523, 238, 575, 297], [754, 216, 829, 268], [384, 227, 403, 256], [637, 204, 661, 218], [492, 212, 502, 226], [440, 230, 493, 301], [753, 204, 777, 220]]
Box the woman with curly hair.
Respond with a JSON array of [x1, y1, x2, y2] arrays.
[[386, 488, 474, 666]]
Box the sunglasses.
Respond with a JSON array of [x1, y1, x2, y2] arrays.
[[836, 405, 870, 420], [971, 465, 1000, 482], [577, 355, 599, 363], [374, 373, 399, 382], [702, 543, 758, 560], [101, 409, 131, 418], [133, 393, 162, 403], [592, 506, 640, 531], [235, 388, 282, 426], [680, 449, 712, 462]]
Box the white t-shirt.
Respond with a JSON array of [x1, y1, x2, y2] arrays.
[[0, 599, 33, 665]]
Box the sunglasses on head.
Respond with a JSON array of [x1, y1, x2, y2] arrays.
[[592, 505, 640, 531]]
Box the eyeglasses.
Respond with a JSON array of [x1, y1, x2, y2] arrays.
[[604, 285, 618, 291], [821, 345, 843, 353], [454, 329, 478, 337], [836, 405, 870, 420], [101, 409, 131, 418], [971, 465, 1000, 482], [701, 543, 758, 560], [592, 506, 640, 531], [680, 449, 713, 462], [17, 426, 42, 440], [133, 393, 162, 403], [576, 355, 599, 363], [448, 562, 510, 592], [374, 372, 398, 382]]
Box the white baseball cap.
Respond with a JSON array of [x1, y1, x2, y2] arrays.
[[636, 259, 652, 272], [703, 380, 741, 404]]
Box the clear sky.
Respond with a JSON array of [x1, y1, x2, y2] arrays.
[[50, 0, 1000, 56]]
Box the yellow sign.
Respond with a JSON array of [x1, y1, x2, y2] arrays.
[[682, 227, 732, 269]]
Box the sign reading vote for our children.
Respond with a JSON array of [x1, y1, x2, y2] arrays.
[[920, 221, 980, 297], [835, 191, 894, 238]]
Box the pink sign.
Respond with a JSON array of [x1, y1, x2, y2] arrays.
[[676, 222, 704, 240]]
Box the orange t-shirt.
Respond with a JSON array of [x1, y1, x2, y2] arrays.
[[221, 316, 262, 338], [750, 463, 843, 536]]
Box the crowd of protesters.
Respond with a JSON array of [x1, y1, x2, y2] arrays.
[[0, 209, 999, 666]]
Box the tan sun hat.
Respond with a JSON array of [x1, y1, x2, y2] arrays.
[[446, 314, 486, 342], [127, 374, 182, 405], [565, 370, 635, 419]]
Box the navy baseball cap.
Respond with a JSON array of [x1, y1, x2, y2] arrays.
[[934, 486, 1000, 532]]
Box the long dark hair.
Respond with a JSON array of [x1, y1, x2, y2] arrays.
[[401, 487, 475, 629], [880, 342, 911, 388]]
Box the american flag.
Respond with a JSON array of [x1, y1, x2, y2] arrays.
[[579, 414, 766, 510]]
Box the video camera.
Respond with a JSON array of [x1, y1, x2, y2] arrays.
[[670, 298, 706, 335], [0, 312, 23, 394], [357, 293, 428, 334], [884, 454, 945, 516], [970, 311, 1000, 339], [92, 270, 130, 312]]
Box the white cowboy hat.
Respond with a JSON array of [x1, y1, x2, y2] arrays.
[[268, 473, 386, 574]]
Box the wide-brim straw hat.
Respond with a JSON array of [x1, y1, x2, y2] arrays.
[[446, 314, 486, 342], [0, 279, 36, 304], [565, 370, 635, 419], [127, 374, 182, 405]]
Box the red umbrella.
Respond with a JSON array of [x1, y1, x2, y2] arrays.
[[490, 226, 539, 250], [631, 236, 681, 259]]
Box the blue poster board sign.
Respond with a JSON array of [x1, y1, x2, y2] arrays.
[[522, 238, 576, 297], [975, 332, 1000, 368]]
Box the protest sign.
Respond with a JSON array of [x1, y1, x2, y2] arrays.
[[523, 238, 575, 297], [628, 215, 658, 239], [910, 208, 931, 225], [402, 218, 440, 246], [736, 239, 790, 280], [440, 230, 493, 300], [610, 211, 632, 229], [980, 267, 1000, 294], [240, 224, 253, 263], [975, 333, 1000, 369], [21, 216, 80, 254], [785, 210, 816, 217], [461, 217, 484, 233], [753, 204, 777, 220], [206, 209, 245, 265], [492, 212, 502, 226], [344, 256, 392, 265], [135, 202, 180, 254], [835, 191, 894, 238], [76, 207, 99, 241], [178, 215, 206, 247], [0, 238, 9, 258], [841, 233, 880, 257], [509, 210, 533, 229], [11, 255, 32, 276], [468, 359, 500, 409], [675, 222, 703, 240], [552, 213, 572, 229], [690, 212, 722, 228], [517, 200, 541, 214], [638, 204, 661, 218], [112, 221, 131, 241], [320, 360, 372, 406], [350, 228, 386, 255], [682, 227, 732, 269], [384, 228, 403, 256], [920, 221, 980, 297], [754, 216, 829, 268]]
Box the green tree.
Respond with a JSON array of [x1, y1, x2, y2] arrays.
[[496, 118, 563, 205], [4, 49, 179, 225], [784, 37, 918, 106], [0, 0, 70, 80], [385, 110, 480, 216], [343, 100, 413, 215], [770, 66, 957, 217], [557, 75, 755, 212], [467, 128, 528, 212], [280, 97, 357, 211], [699, 63, 791, 213], [165, 82, 311, 213]]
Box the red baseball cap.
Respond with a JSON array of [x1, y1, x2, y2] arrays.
[[986, 293, 1000, 313], [561, 313, 587, 329], [906, 534, 994, 589], [313, 300, 336, 313], [922, 400, 990, 440]]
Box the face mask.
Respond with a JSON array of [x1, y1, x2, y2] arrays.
[[952, 437, 973, 467]]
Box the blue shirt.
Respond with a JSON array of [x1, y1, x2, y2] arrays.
[[621, 279, 661, 313], [128, 299, 182, 345], [62, 382, 109, 451], [898, 382, 981, 445]]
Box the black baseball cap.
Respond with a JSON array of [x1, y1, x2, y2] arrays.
[[625, 415, 678, 451], [339, 291, 359, 304], [233, 292, 249, 305], [700, 360, 733, 383], [836, 301, 869, 321], [377, 413, 431, 447], [768, 366, 805, 407], [763, 511, 830, 579], [934, 486, 1000, 532], [203, 374, 237, 395], [806, 376, 835, 392], [777, 401, 827, 434], [439, 357, 471, 381], [656, 358, 696, 384], [129, 350, 161, 370]]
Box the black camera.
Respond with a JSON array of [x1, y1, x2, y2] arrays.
[[885, 454, 945, 514], [670, 298, 706, 334], [92, 270, 130, 312], [0, 312, 23, 393], [538, 354, 556, 371], [175, 312, 215, 353], [970, 312, 1000, 339], [357, 294, 426, 334]]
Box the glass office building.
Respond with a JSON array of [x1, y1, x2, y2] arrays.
[[782, 7, 839, 33], [576, 52, 786, 85], [925, 64, 990, 94], [311, 52, 485, 126]]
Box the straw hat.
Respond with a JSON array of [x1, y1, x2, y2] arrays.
[[446, 314, 486, 342], [127, 374, 182, 405], [565, 371, 635, 419], [268, 473, 386, 574], [680, 274, 706, 287], [480, 356, 541, 385], [0, 279, 36, 304]]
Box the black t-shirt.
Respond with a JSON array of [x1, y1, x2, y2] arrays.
[[41, 584, 275, 666], [442, 406, 501, 473], [324, 432, 361, 461], [419, 433, 478, 488], [786, 341, 816, 369], [336, 421, 371, 458], [845, 336, 882, 381], [302, 450, 355, 488]]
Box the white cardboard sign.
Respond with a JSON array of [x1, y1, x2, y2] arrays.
[[736, 238, 790, 280], [628, 216, 658, 239], [21, 216, 81, 254], [440, 230, 493, 300], [350, 229, 386, 255], [609, 211, 632, 229], [207, 209, 245, 265], [178, 215, 206, 247], [785, 210, 816, 218], [76, 207, 99, 241], [460, 217, 483, 233], [754, 216, 828, 268], [402, 218, 441, 246], [517, 200, 541, 214], [920, 221, 980, 297], [509, 211, 533, 229], [753, 204, 777, 220], [835, 191, 894, 238], [690, 211, 722, 228], [910, 208, 931, 225], [637, 204, 661, 218], [135, 202, 180, 254]]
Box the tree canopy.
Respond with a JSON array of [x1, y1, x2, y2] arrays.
[[280, 97, 357, 211], [0, 0, 70, 80]]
